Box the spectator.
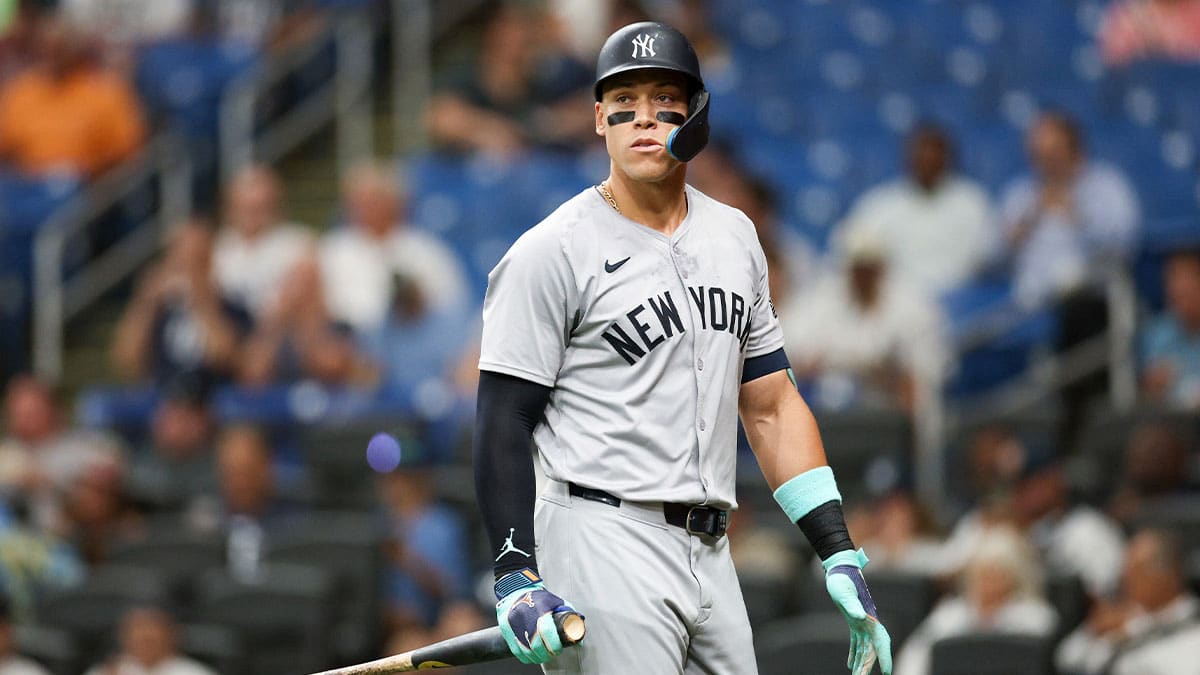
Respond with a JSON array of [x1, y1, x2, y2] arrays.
[[361, 272, 470, 396], [781, 230, 949, 413], [835, 124, 996, 297], [1056, 528, 1200, 675], [319, 161, 469, 334], [85, 606, 216, 675], [123, 377, 218, 511], [1140, 248, 1200, 409], [59, 462, 142, 567], [997, 112, 1140, 449], [425, 3, 592, 155], [997, 112, 1140, 310], [0, 596, 50, 675], [377, 460, 482, 654], [212, 165, 315, 321], [0, 375, 123, 534], [186, 424, 299, 582], [111, 218, 252, 388], [0, 520, 84, 623], [0, 13, 145, 178], [1109, 421, 1196, 526], [1013, 461, 1126, 599], [1100, 0, 1200, 65], [895, 528, 1058, 675], [851, 490, 944, 575], [237, 256, 372, 387]]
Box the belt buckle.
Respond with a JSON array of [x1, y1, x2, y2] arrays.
[[685, 507, 728, 538]]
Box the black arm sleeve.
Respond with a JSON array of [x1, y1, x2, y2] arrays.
[[797, 501, 855, 560], [473, 370, 553, 579]]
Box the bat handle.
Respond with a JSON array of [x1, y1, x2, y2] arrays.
[[554, 610, 587, 645]]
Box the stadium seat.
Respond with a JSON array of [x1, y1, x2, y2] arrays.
[[929, 632, 1054, 675], [296, 418, 425, 509], [1133, 496, 1200, 555], [865, 571, 938, 650], [191, 563, 336, 675], [755, 612, 852, 675], [265, 511, 388, 662], [35, 564, 172, 666], [1045, 574, 1088, 640], [13, 624, 82, 675], [178, 623, 249, 675], [107, 525, 227, 608], [812, 409, 912, 501]]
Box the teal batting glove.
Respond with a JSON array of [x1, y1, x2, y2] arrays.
[[823, 549, 893, 675], [494, 568, 577, 664]]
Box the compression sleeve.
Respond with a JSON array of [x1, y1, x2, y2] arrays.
[[473, 370, 553, 578]]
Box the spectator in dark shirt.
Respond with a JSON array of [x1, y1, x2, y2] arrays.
[[187, 424, 300, 582], [425, 3, 592, 155], [112, 218, 252, 390]]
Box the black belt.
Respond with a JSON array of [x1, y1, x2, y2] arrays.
[[567, 483, 729, 539]]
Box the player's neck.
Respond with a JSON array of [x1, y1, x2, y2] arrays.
[[605, 168, 688, 236]]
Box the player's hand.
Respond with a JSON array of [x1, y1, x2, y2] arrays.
[[494, 568, 577, 664], [823, 549, 893, 675]]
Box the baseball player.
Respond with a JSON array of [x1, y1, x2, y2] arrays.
[[473, 21, 893, 675]]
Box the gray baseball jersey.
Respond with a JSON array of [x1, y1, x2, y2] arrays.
[[479, 184, 785, 510]]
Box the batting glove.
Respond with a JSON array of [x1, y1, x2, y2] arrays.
[[494, 568, 577, 664], [823, 549, 893, 675]]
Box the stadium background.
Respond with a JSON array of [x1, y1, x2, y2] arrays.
[[0, 0, 1197, 673]]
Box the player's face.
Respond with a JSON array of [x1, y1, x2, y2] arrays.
[[596, 70, 690, 182]]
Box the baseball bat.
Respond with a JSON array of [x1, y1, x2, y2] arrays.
[[309, 611, 586, 674]]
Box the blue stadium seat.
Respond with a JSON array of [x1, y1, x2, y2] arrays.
[[135, 39, 259, 139]]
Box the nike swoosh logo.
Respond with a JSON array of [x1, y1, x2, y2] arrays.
[[605, 257, 630, 273]]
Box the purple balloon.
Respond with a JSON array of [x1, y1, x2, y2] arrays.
[[366, 432, 402, 472]]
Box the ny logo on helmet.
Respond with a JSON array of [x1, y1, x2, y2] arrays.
[[631, 34, 656, 59]]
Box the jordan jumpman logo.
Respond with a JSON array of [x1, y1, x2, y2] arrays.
[[496, 527, 531, 561]]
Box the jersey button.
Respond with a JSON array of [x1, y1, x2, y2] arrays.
[[681, 270, 689, 279], [699, 420, 706, 431], [697, 358, 704, 371]]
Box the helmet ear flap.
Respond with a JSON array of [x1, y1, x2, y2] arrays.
[[666, 89, 710, 162]]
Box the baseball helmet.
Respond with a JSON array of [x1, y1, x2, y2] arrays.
[[594, 22, 710, 162]]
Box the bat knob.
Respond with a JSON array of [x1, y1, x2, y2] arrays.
[[553, 611, 587, 645]]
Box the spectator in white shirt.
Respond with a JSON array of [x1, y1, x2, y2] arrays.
[[319, 161, 470, 335], [997, 112, 1140, 310], [212, 165, 314, 320], [85, 606, 216, 675], [895, 527, 1058, 675], [781, 229, 949, 412], [835, 124, 995, 297], [1014, 461, 1126, 599], [1056, 529, 1200, 675]]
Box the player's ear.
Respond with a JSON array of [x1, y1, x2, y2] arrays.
[[595, 102, 605, 137]]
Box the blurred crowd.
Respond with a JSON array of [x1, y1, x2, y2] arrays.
[[0, 0, 1198, 673]]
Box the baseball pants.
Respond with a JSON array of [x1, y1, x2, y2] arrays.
[[534, 478, 759, 675]]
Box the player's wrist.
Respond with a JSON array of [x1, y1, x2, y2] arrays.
[[495, 567, 543, 600], [773, 466, 858, 560], [822, 548, 869, 575]]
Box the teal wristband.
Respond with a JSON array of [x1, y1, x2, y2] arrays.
[[773, 466, 842, 523], [822, 548, 869, 574]]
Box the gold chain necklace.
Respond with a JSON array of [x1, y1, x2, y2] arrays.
[[597, 181, 621, 214]]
